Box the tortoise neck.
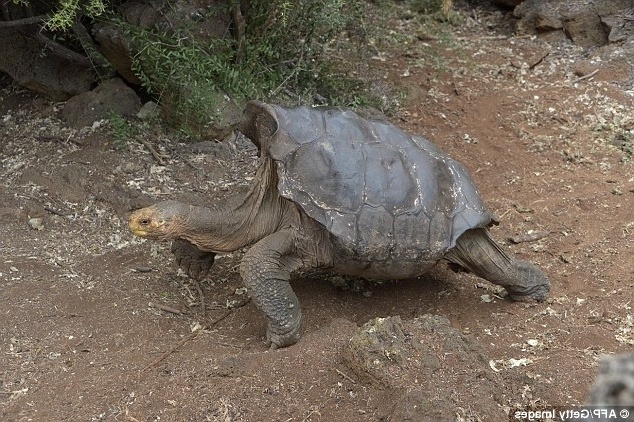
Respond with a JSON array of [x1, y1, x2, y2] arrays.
[[181, 158, 290, 252]]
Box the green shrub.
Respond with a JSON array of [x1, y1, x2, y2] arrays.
[[45, 0, 107, 31], [108, 111, 134, 149], [41, 1, 385, 135], [125, 0, 377, 135]]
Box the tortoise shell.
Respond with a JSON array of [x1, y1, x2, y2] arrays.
[[242, 101, 495, 262]]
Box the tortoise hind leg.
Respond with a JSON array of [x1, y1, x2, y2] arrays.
[[445, 228, 550, 301]]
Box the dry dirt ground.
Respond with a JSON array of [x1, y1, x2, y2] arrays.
[[1, 5, 633, 422]]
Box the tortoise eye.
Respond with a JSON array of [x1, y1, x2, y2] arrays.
[[139, 218, 150, 226]]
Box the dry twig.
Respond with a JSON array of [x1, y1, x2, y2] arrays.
[[137, 138, 167, 165], [509, 230, 550, 244], [192, 280, 206, 318], [0, 15, 43, 27], [148, 301, 183, 315], [529, 51, 550, 70], [577, 69, 600, 81], [124, 409, 141, 422], [141, 309, 233, 371], [44, 206, 68, 217], [335, 368, 356, 384], [457, 35, 508, 41]]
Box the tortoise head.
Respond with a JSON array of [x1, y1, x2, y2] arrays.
[[129, 200, 191, 241]]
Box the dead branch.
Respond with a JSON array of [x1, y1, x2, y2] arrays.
[[577, 69, 600, 81], [44, 205, 69, 217], [15, 28, 92, 67], [529, 51, 550, 70], [335, 368, 356, 384], [72, 19, 115, 80], [137, 138, 167, 165], [5, 13, 90, 66], [457, 35, 509, 41], [148, 301, 183, 315], [124, 409, 141, 422], [457, 34, 534, 42], [0, 15, 44, 27], [230, 0, 246, 63]]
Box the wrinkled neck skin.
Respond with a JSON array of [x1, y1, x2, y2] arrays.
[[178, 158, 296, 253]]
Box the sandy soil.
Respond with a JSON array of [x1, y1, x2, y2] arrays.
[[1, 3, 633, 422]]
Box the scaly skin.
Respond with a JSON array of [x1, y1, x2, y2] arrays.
[[240, 230, 305, 349], [445, 228, 550, 302]]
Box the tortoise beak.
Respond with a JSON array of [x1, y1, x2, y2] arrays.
[[128, 219, 149, 237], [131, 227, 149, 237]]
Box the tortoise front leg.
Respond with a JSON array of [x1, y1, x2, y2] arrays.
[[240, 230, 305, 349], [445, 228, 550, 301], [171, 239, 216, 280]]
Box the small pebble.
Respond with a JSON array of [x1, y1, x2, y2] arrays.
[[28, 217, 44, 230], [526, 339, 540, 347]]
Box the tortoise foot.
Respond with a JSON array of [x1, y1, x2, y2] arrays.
[[266, 318, 303, 350], [505, 260, 550, 302]]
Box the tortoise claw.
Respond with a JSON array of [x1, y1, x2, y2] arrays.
[[266, 319, 303, 350]]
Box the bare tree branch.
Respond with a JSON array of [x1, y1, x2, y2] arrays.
[[0, 15, 44, 27]]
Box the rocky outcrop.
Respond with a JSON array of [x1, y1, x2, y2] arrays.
[[514, 0, 634, 47], [343, 315, 506, 421], [0, 25, 94, 101], [62, 78, 142, 128]]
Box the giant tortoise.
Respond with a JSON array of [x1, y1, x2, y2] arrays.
[[129, 101, 550, 348]]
